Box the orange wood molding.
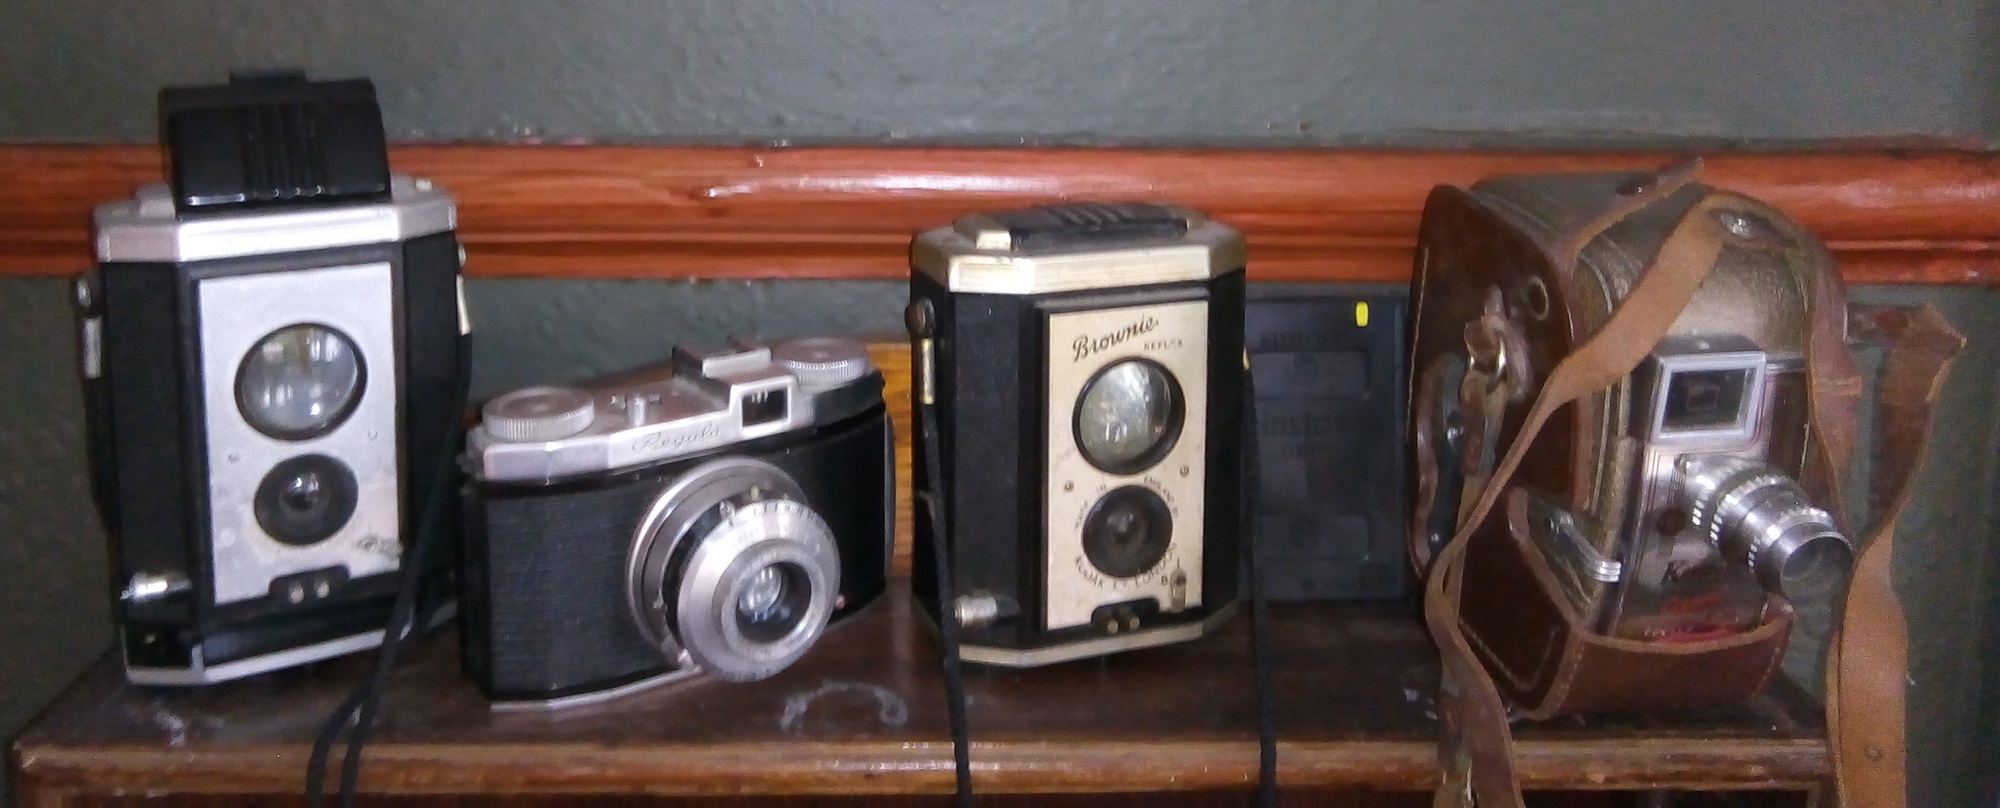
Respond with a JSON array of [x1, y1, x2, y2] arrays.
[[3, 144, 1998, 282]]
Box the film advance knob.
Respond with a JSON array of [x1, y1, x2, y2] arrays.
[[772, 337, 872, 388], [482, 386, 597, 442]]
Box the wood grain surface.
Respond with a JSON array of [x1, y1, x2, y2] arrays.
[[865, 342, 914, 574], [11, 583, 1828, 802], [2, 145, 1997, 282], [57, 796, 1812, 808]]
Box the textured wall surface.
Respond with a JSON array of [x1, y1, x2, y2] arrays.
[[0, 279, 110, 801], [3, 1, 2000, 806], [1, 0, 1997, 145]]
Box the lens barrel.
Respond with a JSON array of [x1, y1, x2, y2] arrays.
[[626, 458, 840, 682], [1682, 456, 1852, 602]]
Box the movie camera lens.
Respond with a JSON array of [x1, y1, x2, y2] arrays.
[[1682, 456, 1852, 601]]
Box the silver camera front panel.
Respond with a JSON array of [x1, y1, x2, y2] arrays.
[[199, 262, 401, 606], [1602, 342, 1783, 637], [1043, 300, 1209, 632]]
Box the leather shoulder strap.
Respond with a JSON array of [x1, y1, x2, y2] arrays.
[[1824, 305, 1963, 808]]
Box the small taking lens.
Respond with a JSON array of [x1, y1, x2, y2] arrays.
[[253, 455, 358, 546], [734, 562, 811, 643], [1081, 486, 1174, 578], [283, 471, 325, 514], [738, 566, 786, 618]]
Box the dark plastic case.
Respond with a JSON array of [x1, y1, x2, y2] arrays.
[[1247, 287, 1409, 601]]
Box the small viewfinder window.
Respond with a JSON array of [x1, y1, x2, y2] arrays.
[[741, 388, 789, 428], [1661, 367, 1752, 432]]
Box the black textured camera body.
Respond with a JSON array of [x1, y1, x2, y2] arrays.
[[81, 235, 464, 679], [910, 272, 1247, 655], [462, 406, 893, 702]]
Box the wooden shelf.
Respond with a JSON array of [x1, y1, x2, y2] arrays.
[[11, 581, 1826, 803], [2, 144, 1998, 283]]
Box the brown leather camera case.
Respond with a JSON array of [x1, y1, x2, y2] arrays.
[[1409, 173, 1810, 717], [1407, 161, 1962, 808]]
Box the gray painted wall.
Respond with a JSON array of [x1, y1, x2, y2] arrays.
[[3, 2, 1999, 806], [2, 1, 1997, 145]]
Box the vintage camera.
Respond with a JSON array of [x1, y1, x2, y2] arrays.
[[1412, 170, 1852, 645], [1247, 288, 1408, 601], [1520, 335, 1849, 638], [80, 73, 465, 685], [461, 336, 892, 708], [909, 202, 1246, 666]]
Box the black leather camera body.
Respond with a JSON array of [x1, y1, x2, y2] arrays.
[[461, 338, 893, 708], [909, 202, 1247, 667], [80, 73, 465, 685]]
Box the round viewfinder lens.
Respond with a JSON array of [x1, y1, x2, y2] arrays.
[[1074, 359, 1183, 474], [236, 324, 364, 440]]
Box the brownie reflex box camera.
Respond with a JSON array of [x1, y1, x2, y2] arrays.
[[461, 336, 892, 708], [1409, 164, 1854, 715], [80, 73, 465, 685], [909, 202, 1247, 666]]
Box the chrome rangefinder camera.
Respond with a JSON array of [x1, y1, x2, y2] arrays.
[[461, 336, 892, 708], [909, 202, 1247, 666], [1413, 172, 1853, 644]]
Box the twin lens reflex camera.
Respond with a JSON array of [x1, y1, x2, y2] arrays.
[[461, 336, 892, 708], [81, 73, 465, 686], [909, 202, 1248, 666]]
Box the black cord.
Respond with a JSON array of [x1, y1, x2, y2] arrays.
[[306, 337, 472, 808], [304, 684, 368, 805], [916, 400, 975, 806], [1243, 368, 1277, 808]]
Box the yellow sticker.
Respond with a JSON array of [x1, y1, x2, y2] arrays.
[[1355, 301, 1370, 328]]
